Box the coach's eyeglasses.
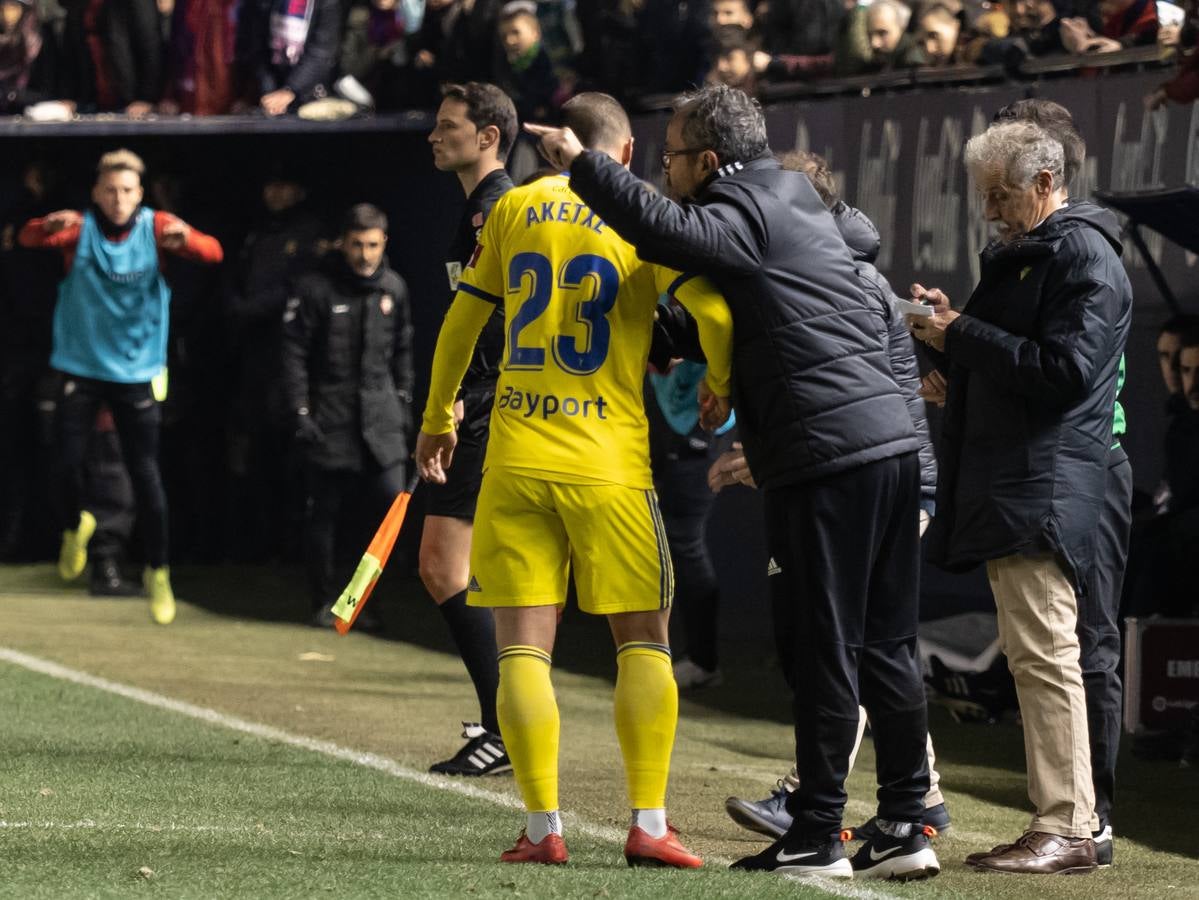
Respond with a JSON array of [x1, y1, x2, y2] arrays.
[[660, 147, 706, 169]]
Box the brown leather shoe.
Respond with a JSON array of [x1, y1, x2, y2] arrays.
[[969, 831, 1096, 875], [965, 843, 1014, 866]]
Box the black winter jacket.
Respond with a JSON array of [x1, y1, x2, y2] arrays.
[[833, 202, 938, 508], [925, 201, 1132, 591], [281, 257, 414, 472], [570, 152, 917, 491]]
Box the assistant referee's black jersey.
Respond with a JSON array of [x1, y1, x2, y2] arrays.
[[446, 168, 514, 391]]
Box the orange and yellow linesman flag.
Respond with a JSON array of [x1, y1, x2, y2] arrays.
[[330, 476, 419, 635]]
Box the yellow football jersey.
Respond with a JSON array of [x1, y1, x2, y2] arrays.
[[456, 174, 719, 489]]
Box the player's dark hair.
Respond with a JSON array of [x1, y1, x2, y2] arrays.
[[672, 84, 769, 167], [777, 149, 838, 208], [993, 98, 1085, 188], [561, 92, 632, 153], [441, 82, 519, 161], [343, 203, 388, 234]]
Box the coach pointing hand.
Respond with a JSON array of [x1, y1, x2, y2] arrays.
[[524, 123, 586, 170]]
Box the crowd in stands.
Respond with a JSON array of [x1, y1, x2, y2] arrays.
[[0, 0, 1196, 120]]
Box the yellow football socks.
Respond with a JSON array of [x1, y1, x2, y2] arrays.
[[497, 645, 559, 814], [614, 642, 677, 810]]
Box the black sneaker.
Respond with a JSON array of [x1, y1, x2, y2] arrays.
[[89, 559, 143, 597], [430, 723, 511, 776], [1093, 825, 1113, 867], [847, 802, 952, 841], [730, 834, 852, 878], [850, 825, 940, 881], [724, 781, 793, 839]]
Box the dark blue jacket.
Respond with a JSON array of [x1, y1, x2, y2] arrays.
[[570, 152, 918, 491], [926, 201, 1132, 591]]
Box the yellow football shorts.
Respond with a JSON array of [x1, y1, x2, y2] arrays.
[[467, 469, 674, 615]]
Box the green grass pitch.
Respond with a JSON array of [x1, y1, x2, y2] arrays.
[[0, 564, 1195, 899]]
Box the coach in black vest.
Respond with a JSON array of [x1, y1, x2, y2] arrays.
[[529, 85, 937, 880]]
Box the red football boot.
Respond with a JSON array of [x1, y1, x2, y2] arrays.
[[500, 830, 569, 864], [624, 822, 703, 868]]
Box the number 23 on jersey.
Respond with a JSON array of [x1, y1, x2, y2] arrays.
[[505, 251, 619, 376]]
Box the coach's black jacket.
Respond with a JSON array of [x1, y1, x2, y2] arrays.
[[833, 202, 938, 509], [924, 201, 1131, 591], [570, 152, 917, 490], [281, 255, 414, 472]]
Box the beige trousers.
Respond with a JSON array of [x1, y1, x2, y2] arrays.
[[987, 552, 1098, 838]]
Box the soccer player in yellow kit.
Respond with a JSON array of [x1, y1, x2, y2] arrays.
[[415, 93, 733, 868]]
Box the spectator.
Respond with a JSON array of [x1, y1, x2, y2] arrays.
[[59, 0, 163, 114], [711, 0, 756, 30], [707, 24, 757, 91], [638, 0, 709, 94], [0, 0, 55, 113], [1154, 315, 1199, 417], [1126, 326, 1199, 620], [18, 148, 224, 625], [918, 3, 963, 64], [853, 0, 926, 72], [1060, 0, 1158, 52], [572, 0, 643, 99], [408, 0, 502, 108], [495, 0, 559, 121], [758, 0, 843, 60], [907, 120, 1131, 874], [1160, 326, 1199, 516], [981, 0, 1067, 64], [235, 0, 341, 116], [158, 0, 239, 115], [338, 0, 422, 110], [280, 203, 414, 628], [225, 172, 322, 561], [1147, 0, 1199, 108]]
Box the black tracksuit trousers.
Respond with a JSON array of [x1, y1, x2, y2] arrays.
[[766, 452, 929, 840]]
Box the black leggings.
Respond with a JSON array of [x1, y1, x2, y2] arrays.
[[53, 375, 168, 568]]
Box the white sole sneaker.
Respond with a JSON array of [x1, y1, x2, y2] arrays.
[[777, 858, 854, 878], [855, 846, 940, 881]]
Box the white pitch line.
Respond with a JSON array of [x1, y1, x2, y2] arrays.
[[0, 646, 896, 900]]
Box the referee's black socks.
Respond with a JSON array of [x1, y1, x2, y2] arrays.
[[439, 590, 501, 735]]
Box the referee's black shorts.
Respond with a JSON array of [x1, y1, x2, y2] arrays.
[[423, 388, 494, 521]]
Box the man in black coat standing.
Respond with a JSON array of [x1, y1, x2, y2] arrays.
[[282, 203, 414, 626], [908, 120, 1131, 876], [528, 85, 938, 882]]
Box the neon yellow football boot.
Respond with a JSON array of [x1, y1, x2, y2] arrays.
[[57, 510, 97, 581], [144, 566, 176, 625]]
